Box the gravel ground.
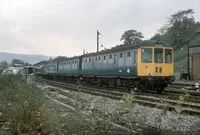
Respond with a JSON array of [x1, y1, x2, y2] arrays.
[[43, 95, 73, 113], [37, 83, 200, 135], [76, 92, 200, 135]]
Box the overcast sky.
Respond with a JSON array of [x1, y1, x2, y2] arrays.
[[0, 0, 200, 57]]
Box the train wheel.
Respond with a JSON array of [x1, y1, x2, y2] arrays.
[[149, 81, 155, 91], [142, 81, 147, 92], [140, 83, 145, 92], [133, 80, 139, 91], [140, 81, 146, 92]]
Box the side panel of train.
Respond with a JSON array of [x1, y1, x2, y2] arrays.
[[57, 58, 80, 76], [81, 49, 138, 78], [46, 62, 58, 74]]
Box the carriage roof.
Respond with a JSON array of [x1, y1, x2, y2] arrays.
[[82, 41, 171, 57], [46, 40, 171, 64]]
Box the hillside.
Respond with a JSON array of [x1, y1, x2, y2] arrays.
[[0, 52, 51, 64]]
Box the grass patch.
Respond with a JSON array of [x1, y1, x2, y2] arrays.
[[0, 75, 132, 135], [0, 75, 61, 134]]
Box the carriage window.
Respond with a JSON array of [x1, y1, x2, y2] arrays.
[[104, 56, 106, 60], [128, 52, 131, 57], [99, 56, 101, 60], [154, 48, 163, 63], [95, 57, 97, 61], [141, 48, 152, 63], [109, 55, 112, 59], [133, 51, 136, 63], [89, 58, 91, 62], [120, 53, 123, 58], [85, 59, 87, 62], [165, 49, 172, 63]]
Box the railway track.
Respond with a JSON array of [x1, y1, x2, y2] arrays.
[[37, 78, 200, 116], [45, 92, 132, 134]]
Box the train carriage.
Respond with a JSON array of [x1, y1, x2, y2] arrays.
[[57, 56, 80, 76], [80, 41, 175, 92], [81, 45, 138, 78], [37, 41, 175, 93], [46, 61, 58, 74]]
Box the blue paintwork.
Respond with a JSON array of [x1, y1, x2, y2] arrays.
[[80, 66, 137, 77], [80, 49, 138, 78], [46, 48, 138, 78], [56, 58, 80, 76]]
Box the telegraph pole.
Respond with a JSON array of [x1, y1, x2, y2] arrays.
[[97, 30, 100, 52]]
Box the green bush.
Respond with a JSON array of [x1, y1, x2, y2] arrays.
[[0, 75, 129, 135], [0, 75, 61, 134]]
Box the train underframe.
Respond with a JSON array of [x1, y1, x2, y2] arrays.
[[39, 74, 175, 93], [79, 76, 175, 93]]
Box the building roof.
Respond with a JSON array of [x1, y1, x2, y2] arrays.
[[34, 60, 48, 66], [189, 44, 200, 48]]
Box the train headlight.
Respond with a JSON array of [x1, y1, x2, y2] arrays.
[[147, 70, 150, 76], [195, 83, 199, 88]]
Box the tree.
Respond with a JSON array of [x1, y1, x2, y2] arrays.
[[120, 29, 144, 45], [168, 10, 199, 48], [149, 9, 200, 73], [153, 9, 198, 48], [0, 61, 9, 69], [151, 33, 162, 41], [11, 59, 25, 66], [168, 9, 194, 25]]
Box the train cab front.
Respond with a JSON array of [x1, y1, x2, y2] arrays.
[[137, 44, 174, 92]]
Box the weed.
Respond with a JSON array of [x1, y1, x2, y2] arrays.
[[0, 75, 61, 134]]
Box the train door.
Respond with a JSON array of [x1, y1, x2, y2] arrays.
[[92, 57, 94, 68], [153, 48, 164, 75], [79, 57, 82, 71], [132, 50, 137, 65], [114, 54, 117, 68], [56, 62, 59, 73]]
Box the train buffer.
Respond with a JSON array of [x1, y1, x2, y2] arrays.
[[170, 80, 200, 91]]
